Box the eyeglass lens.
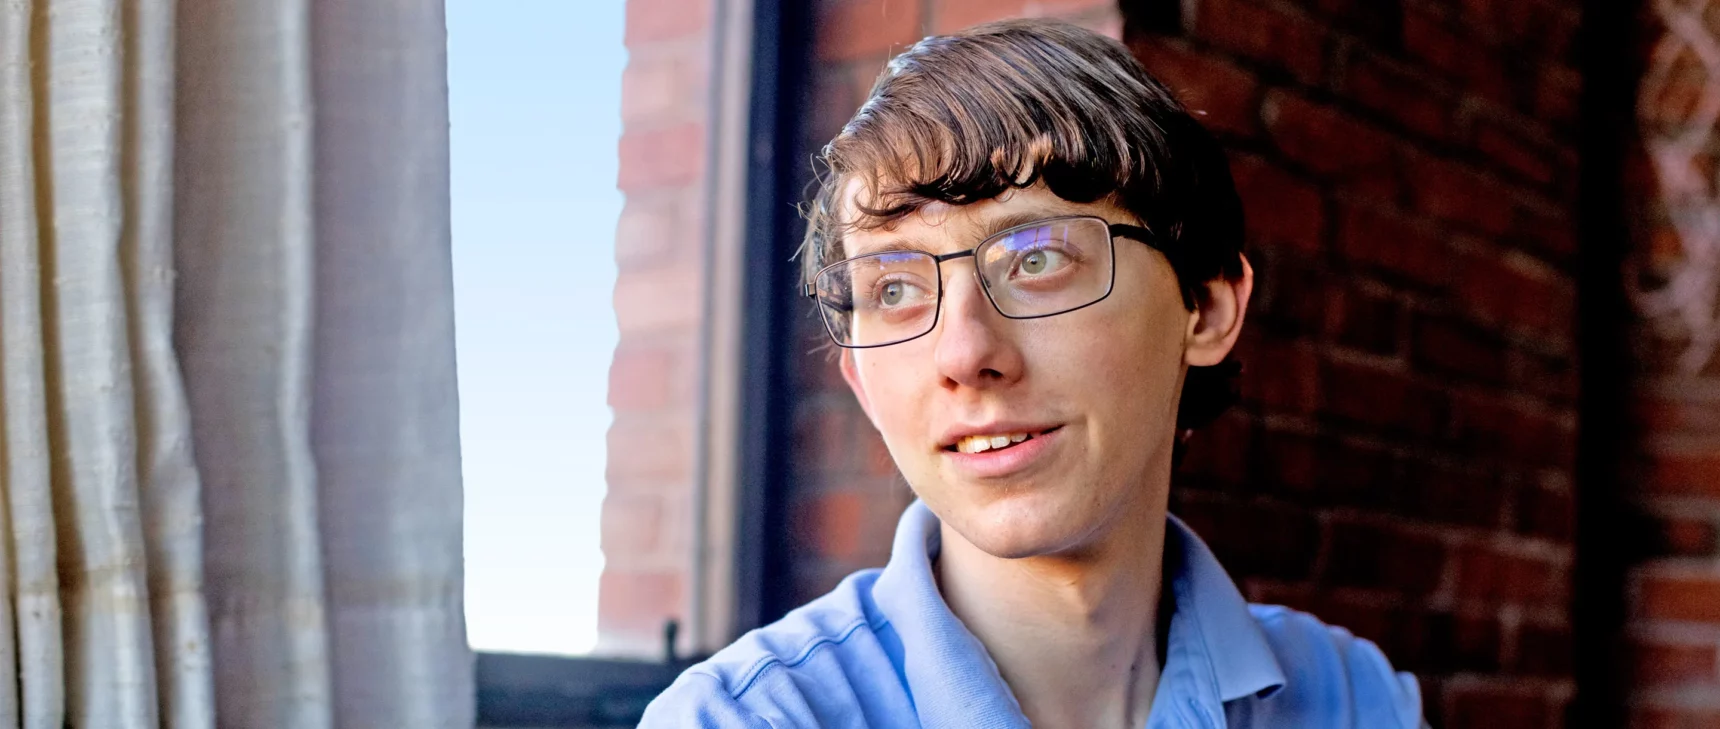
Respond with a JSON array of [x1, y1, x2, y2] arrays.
[[813, 217, 1116, 348]]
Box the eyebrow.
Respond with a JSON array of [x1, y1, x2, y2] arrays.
[[845, 206, 1087, 258]]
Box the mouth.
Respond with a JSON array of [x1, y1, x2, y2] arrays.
[[941, 425, 1063, 455]]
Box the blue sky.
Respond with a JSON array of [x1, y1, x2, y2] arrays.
[[449, 0, 624, 655]]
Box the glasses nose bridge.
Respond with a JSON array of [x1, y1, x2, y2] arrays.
[[930, 246, 997, 318]]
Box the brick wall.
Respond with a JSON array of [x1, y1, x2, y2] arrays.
[[1622, 4, 1720, 726], [781, 1, 1587, 727], [599, 0, 715, 656]]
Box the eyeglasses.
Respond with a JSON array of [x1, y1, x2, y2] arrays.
[[804, 215, 1168, 348]]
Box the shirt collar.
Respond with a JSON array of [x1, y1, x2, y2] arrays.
[[871, 501, 1286, 729]]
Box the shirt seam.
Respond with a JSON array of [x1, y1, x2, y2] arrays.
[[727, 616, 892, 700]]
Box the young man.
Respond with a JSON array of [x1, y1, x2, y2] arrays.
[[643, 19, 1424, 729]]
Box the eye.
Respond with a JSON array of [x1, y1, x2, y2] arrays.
[[1014, 248, 1069, 277], [873, 278, 930, 308], [881, 281, 906, 305]]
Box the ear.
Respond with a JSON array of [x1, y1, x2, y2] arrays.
[[838, 349, 877, 423], [1184, 254, 1254, 367]]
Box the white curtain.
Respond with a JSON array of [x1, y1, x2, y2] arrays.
[[0, 0, 473, 727]]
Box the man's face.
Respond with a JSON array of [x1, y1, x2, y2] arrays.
[[839, 184, 1221, 560]]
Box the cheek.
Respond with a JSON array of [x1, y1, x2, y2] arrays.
[[1048, 276, 1189, 441], [855, 353, 931, 443]]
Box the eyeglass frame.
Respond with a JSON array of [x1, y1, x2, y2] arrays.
[[802, 214, 1177, 349]]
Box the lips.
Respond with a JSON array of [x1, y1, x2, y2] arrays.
[[940, 425, 1063, 454], [940, 424, 1064, 479]]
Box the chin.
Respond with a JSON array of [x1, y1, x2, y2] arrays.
[[941, 486, 1100, 560]]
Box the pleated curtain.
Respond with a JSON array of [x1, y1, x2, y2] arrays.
[[0, 0, 473, 726]]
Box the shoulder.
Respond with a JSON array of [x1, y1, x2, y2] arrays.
[[1238, 604, 1425, 728], [641, 569, 913, 729]]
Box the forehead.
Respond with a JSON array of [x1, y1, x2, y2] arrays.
[[836, 180, 1131, 257]]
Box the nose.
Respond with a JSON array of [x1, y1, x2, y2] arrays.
[[932, 266, 1024, 391]]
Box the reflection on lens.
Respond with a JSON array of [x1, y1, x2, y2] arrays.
[[979, 218, 1113, 318]]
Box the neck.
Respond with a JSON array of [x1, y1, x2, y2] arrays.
[[936, 488, 1171, 729]]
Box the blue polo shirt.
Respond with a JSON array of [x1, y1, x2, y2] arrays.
[[642, 501, 1424, 728]]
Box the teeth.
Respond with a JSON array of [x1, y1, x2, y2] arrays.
[[956, 432, 1033, 454]]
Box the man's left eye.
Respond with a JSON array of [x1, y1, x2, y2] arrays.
[[1015, 248, 1068, 276]]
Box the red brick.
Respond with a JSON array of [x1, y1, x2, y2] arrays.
[[1635, 394, 1720, 436], [1193, 0, 1326, 85], [1446, 686, 1551, 729], [1340, 51, 1455, 142], [598, 569, 685, 635], [1638, 572, 1720, 623], [1455, 249, 1574, 343], [1335, 205, 1453, 291], [1507, 203, 1577, 261], [626, 0, 714, 46], [601, 491, 665, 557], [1229, 153, 1324, 252], [618, 122, 706, 191], [1318, 438, 1397, 506], [1236, 332, 1319, 414], [1633, 707, 1720, 729], [622, 43, 711, 124], [929, 0, 1112, 34], [1405, 153, 1518, 238], [1177, 409, 1254, 488], [616, 191, 700, 272], [1249, 248, 1327, 333], [606, 412, 695, 481], [1326, 286, 1402, 356], [1641, 69, 1714, 128], [1263, 92, 1398, 190], [613, 265, 703, 335], [794, 489, 868, 560], [1455, 542, 1561, 605], [1535, 64, 1582, 130], [793, 405, 858, 476], [1411, 313, 1508, 384], [1515, 484, 1575, 542], [1451, 614, 1506, 673], [1396, 461, 1505, 529], [1293, 0, 1400, 44], [1474, 117, 1560, 187], [1497, 2, 1578, 63], [1323, 520, 1447, 596], [1631, 639, 1719, 687], [818, 0, 923, 62], [1402, 8, 1465, 79], [1516, 621, 1574, 676], [1256, 430, 1320, 498], [1319, 358, 1447, 437], [1131, 39, 1262, 137], [1447, 392, 1573, 469], [1651, 514, 1718, 558], [1511, 349, 1578, 404], [1644, 449, 1720, 497], [608, 344, 685, 411], [1173, 495, 1322, 581], [1402, 10, 1513, 107]]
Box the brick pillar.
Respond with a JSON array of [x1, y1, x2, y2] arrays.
[[598, 0, 715, 656], [1621, 4, 1720, 725]]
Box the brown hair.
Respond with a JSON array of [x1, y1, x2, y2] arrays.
[[801, 18, 1246, 431]]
